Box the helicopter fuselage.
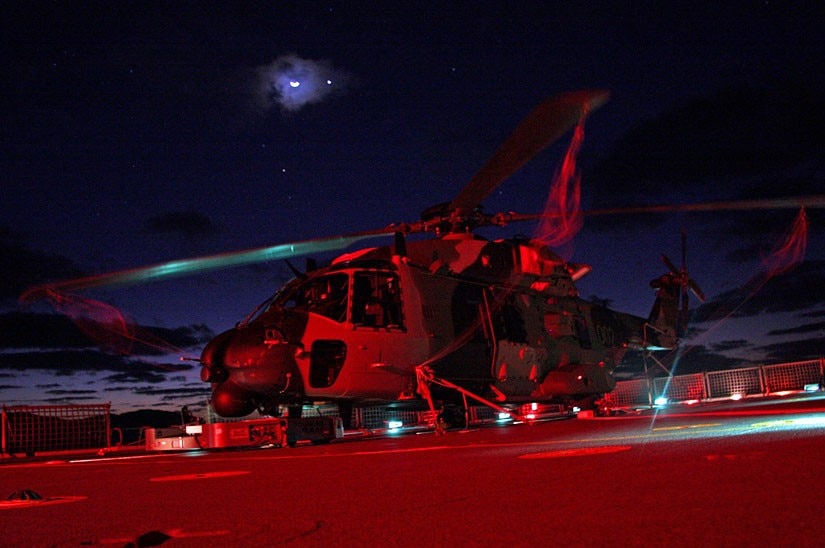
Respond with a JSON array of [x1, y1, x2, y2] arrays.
[[200, 234, 679, 417]]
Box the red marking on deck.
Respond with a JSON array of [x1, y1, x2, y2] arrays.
[[150, 470, 250, 482], [519, 445, 632, 459]]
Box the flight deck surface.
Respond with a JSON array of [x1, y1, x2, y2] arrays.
[[3, 394, 825, 546]]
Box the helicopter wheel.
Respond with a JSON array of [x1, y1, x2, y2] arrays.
[[436, 405, 467, 430], [571, 395, 598, 411], [336, 400, 353, 430], [257, 400, 281, 417]]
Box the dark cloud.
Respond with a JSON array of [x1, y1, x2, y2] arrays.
[[708, 339, 753, 353], [582, 83, 825, 235], [0, 348, 193, 378], [701, 207, 825, 266], [0, 311, 213, 356], [755, 336, 825, 363], [693, 260, 825, 322], [0, 238, 85, 305], [102, 370, 172, 385], [768, 321, 825, 337], [0, 311, 89, 349], [673, 344, 760, 373], [145, 211, 219, 238], [589, 84, 825, 195], [45, 389, 97, 395], [42, 395, 99, 403], [132, 386, 212, 402], [617, 343, 757, 376], [0, 349, 127, 373], [127, 324, 215, 357]]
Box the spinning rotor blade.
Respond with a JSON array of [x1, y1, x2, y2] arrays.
[[20, 226, 402, 301], [495, 195, 825, 227], [585, 195, 825, 216], [448, 89, 609, 215]]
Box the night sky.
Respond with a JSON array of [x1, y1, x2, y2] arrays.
[[3, 3, 824, 413]]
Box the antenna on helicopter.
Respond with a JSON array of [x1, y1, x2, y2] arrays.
[[284, 260, 307, 280]]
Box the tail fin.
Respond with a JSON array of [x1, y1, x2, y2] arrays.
[[648, 273, 682, 348], [648, 232, 706, 347]]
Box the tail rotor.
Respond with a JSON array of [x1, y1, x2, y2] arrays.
[[660, 229, 705, 337]]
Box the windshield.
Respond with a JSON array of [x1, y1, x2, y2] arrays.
[[265, 269, 404, 327], [351, 271, 402, 327], [273, 273, 349, 322]]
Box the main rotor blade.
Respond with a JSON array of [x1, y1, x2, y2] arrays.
[[584, 195, 825, 216], [448, 89, 610, 215], [20, 227, 400, 300], [497, 195, 825, 226]]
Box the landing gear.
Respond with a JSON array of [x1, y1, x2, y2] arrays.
[[436, 405, 468, 431]]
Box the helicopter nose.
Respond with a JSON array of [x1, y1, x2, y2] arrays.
[[199, 329, 233, 384], [200, 325, 305, 417], [210, 379, 257, 417]]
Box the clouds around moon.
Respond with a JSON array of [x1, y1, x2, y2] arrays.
[[254, 54, 351, 113]]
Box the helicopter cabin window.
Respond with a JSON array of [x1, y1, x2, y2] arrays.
[[351, 271, 403, 328], [492, 294, 527, 343], [281, 273, 349, 323], [574, 315, 592, 349]]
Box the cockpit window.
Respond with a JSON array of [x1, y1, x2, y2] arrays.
[[352, 272, 403, 328], [269, 270, 403, 328], [277, 273, 349, 322]]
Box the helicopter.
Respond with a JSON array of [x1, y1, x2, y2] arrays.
[[22, 89, 823, 424], [195, 88, 704, 420]]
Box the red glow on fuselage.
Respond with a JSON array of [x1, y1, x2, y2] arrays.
[[535, 111, 587, 249]]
